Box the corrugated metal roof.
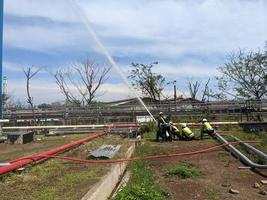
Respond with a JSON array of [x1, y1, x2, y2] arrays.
[[90, 145, 121, 159]]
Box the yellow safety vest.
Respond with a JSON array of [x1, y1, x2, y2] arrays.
[[203, 122, 213, 131], [182, 127, 192, 137]]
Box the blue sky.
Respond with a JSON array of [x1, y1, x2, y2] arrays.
[[3, 0, 267, 104]]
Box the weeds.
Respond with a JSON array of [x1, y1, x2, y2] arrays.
[[165, 163, 203, 179], [114, 161, 168, 200], [114, 145, 169, 200]]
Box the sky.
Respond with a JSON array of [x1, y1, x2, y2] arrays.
[[3, 0, 267, 104]]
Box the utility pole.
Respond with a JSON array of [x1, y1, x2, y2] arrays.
[[167, 80, 177, 103], [167, 80, 177, 112], [0, 0, 3, 118], [173, 80, 177, 104]]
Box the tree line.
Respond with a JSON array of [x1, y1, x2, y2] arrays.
[[3, 43, 267, 113], [129, 44, 266, 103]]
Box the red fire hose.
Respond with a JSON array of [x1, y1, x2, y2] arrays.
[[0, 131, 106, 175], [4, 141, 259, 166]]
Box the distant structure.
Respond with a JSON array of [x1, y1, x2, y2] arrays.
[[3, 76, 7, 96], [2, 76, 7, 109]]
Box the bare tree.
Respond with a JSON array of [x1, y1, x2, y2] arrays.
[[54, 59, 111, 106], [129, 62, 165, 102], [188, 80, 201, 100], [201, 79, 211, 102], [23, 66, 41, 125]]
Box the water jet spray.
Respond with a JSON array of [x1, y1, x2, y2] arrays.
[[67, 0, 156, 122]]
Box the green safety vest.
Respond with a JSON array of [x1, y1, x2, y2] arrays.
[[203, 122, 213, 131], [182, 127, 192, 137]]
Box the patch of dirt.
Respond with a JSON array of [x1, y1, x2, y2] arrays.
[[148, 140, 267, 200]]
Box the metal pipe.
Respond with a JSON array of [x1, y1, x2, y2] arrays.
[[3, 125, 106, 130], [185, 121, 267, 127], [214, 132, 267, 169], [2, 123, 139, 130], [230, 135, 267, 161], [0, 131, 106, 175]]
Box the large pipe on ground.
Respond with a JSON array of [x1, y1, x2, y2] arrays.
[[214, 132, 267, 169], [231, 135, 267, 161], [0, 131, 106, 175]]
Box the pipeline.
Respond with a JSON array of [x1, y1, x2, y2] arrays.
[[214, 132, 267, 169], [2, 123, 139, 131], [231, 135, 267, 161], [0, 123, 140, 175], [182, 121, 267, 127], [3, 121, 266, 131], [0, 131, 106, 175]]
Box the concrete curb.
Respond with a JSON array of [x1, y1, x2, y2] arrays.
[[81, 143, 135, 200]]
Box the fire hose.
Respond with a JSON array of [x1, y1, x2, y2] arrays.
[[4, 141, 260, 167], [0, 131, 106, 175]]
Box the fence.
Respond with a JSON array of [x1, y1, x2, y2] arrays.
[[3, 100, 267, 125]]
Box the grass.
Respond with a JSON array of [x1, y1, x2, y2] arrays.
[[0, 134, 130, 200], [30, 169, 98, 200], [0, 134, 87, 162], [114, 145, 170, 200], [114, 161, 169, 200], [165, 162, 203, 179]]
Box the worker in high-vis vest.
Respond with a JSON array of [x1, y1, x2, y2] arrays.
[[181, 123, 196, 140], [200, 118, 215, 139], [156, 112, 172, 142], [170, 121, 180, 140]]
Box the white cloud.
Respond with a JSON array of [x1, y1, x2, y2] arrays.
[[153, 63, 219, 77], [3, 61, 23, 72], [79, 0, 267, 56], [7, 77, 133, 104], [4, 23, 90, 52], [5, 0, 267, 55], [3, 0, 267, 103], [5, 0, 78, 23], [97, 83, 133, 101]]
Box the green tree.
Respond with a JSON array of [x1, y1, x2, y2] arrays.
[[216, 49, 267, 100], [129, 62, 165, 102]]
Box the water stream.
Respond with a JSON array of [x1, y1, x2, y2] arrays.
[[68, 0, 156, 122]]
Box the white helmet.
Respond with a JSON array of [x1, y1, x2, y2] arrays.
[[202, 118, 208, 122], [159, 112, 163, 115], [181, 123, 187, 128]]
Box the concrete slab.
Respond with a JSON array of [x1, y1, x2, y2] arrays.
[[81, 144, 135, 200], [7, 131, 34, 144], [90, 145, 121, 159]]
